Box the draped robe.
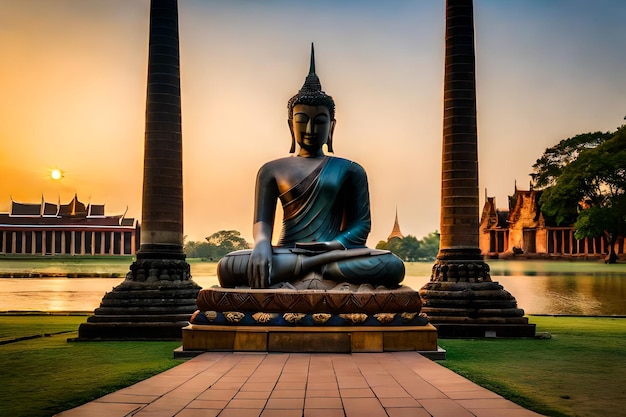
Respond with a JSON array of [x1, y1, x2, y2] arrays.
[[276, 157, 370, 249]]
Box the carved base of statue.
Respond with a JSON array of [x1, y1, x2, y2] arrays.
[[419, 257, 535, 338], [76, 259, 201, 340], [182, 284, 441, 356]]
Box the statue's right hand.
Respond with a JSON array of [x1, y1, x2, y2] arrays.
[[247, 241, 272, 288]]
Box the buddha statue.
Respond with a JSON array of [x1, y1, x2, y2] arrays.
[[217, 45, 405, 290]]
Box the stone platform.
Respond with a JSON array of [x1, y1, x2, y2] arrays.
[[183, 323, 441, 356]]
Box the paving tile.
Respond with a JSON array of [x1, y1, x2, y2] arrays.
[[210, 381, 246, 390], [386, 407, 432, 417], [470, 409, 545, 417], [371, 386, 411, 398], [342, 397, 387, 417], [176, 409, 220, 417], [235, 391, 273, 400], [378, 397, 421, 408], [241, 382, 276, 392], [218, 409, 264, 417], [270, 389, 306, 399], [304, 397, 343, 409], [335, 377, 369, 389], [131, 397, 190, 416], [305, 389, 340, 398], [197, 389, 238, 401], [265, 398, 305, 409], [226, 399, 267, 409], [446, 389, 503, 400], [339, 388, 374, 398], [303, 409, 345, 417], [186, 399, 228, 409], [395, 377, 448, 399], [307, 382, 337, 390], [93, 393, 158, 404], [260, 410, 303, 417], [419, 398, 476, 417], [275, 381, 307, 390]]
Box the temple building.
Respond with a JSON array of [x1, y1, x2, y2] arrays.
[[387, 209, 405, 242], [479, 186, 625, 259], [0, 194, 139, 256]]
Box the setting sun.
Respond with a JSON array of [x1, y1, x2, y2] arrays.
[[51, 169, 63, 181]]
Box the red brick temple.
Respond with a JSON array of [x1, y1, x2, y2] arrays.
[[480, 186, 625, 259]]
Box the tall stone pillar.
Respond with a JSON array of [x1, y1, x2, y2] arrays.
[[78, 0, 200, 340], [419, 0, 534, 337]]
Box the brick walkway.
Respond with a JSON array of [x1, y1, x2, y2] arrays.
[[56, 352, 544, 417]]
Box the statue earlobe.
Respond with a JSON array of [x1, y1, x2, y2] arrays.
[[327, 119, 336, 153], [288, 119, 296, 153]]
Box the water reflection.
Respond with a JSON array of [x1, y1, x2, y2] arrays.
[[0, 261, 624, 315]]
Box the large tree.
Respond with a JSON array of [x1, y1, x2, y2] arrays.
[[531, 131, 614, 189], [538, 128, 626, 263]]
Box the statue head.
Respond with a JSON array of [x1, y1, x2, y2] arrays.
[[288, 44, 336, 153]]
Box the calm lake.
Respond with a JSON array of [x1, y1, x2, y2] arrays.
[[0, 259, 624, 316]]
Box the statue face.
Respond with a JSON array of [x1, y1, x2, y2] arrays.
[[289, 104, 335, 155]]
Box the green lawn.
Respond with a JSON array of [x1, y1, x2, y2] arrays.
[[0, 315, 182, 417], [1, 315, 625, 417], [439, 316, 626, 417]]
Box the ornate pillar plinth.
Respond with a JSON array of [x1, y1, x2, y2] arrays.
[[420, 256, 535, 338], [78, 259, 200, 340]]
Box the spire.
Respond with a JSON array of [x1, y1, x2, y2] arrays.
[[299, 43, 323, 94], [309, 43, 316, 75], [387, 208, 405, 241]]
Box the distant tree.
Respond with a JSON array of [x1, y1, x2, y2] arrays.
[[531, 131, 613, 189], [206, 230, 249, 253], [184, 230, 249, 261], [377, 232, 440, 262], [539, 128, 626, 263], [415, 231, 440, 261]]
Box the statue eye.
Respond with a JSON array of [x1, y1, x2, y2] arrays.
[[294, 114, 309, 124], [314, 116, 328, 124]]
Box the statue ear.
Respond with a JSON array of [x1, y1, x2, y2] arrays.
[[327, 119, 336, 153], [287, 119, 296, 153]]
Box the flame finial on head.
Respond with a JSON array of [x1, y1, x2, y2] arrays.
[[288, 43, 335, 120]]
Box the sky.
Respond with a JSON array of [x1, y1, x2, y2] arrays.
[[1, 0, 625, 246]]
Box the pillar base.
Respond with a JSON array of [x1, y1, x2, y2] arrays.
[[76, 258, 201, 340], [420, 257, 535, 338]]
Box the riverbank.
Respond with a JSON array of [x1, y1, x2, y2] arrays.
[[1, 315, 625, 417]]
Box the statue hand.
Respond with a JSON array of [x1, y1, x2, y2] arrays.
[[295, 241, 345, 253], [247, 241, 272, 288]]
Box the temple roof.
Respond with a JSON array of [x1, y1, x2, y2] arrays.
[[10, 202, 42, 216], [58, 194, 87, 217], [3, 194, 135, 228]]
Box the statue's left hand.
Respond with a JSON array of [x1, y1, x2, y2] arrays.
[[295, 241, 345, 253]]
